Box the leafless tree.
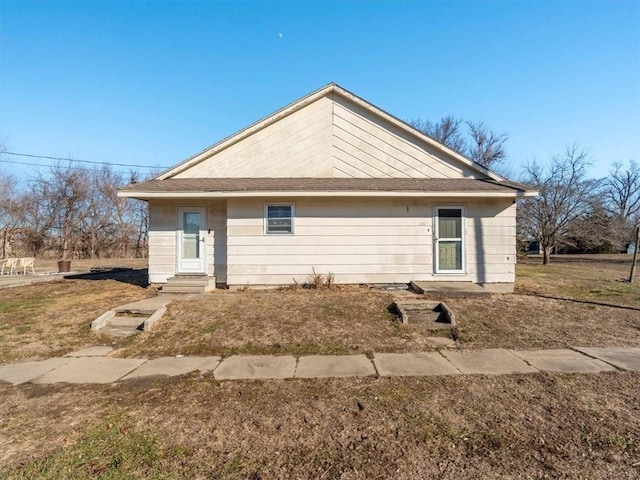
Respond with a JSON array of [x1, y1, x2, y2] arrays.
[[409, 116, 508, 171], [518, 145, 595, 265], [410, 115, 466, 153], [602, 160, 640, 248]]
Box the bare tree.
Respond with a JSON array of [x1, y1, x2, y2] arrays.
[[410, 115, 466, 153], [518, 145, 594, 265], [466, 121, 508, 169], [409, 116, 508, 171], [603, 160, 640, 248], [0, 172, 24, 257]]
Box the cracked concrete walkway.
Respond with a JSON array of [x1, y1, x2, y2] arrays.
[[0, 346, 638, 386]]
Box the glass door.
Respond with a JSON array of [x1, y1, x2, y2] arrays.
[[435, 207, 464, 273]]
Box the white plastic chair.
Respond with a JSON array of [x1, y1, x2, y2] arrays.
[[1, 258, 19, 275], [17, 257, 36, 275]]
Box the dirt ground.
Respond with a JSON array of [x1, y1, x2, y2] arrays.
[[1, 372, 638, 479]]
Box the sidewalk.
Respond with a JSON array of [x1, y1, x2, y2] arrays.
[[1, 346, 639, 386]]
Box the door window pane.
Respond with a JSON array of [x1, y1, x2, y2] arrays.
[[438, 241, 462, 270], [182, 212, 200, 259], [438, 209, 461, 239]]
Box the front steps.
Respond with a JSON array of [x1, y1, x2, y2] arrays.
[[91, 302, 168, 337], [160, 275, 216, 294]]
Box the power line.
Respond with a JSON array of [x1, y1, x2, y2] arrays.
[[0, 159, 145, 176], [2, 151, 169, 169]]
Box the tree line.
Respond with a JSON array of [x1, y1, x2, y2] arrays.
[[0, 162, 149, 260]]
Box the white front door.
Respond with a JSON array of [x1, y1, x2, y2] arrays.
[[435, 206, 465, 274], [177, 207, 206, 274]]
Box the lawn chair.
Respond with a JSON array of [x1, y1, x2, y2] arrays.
[[17, 257, 36, 275], [0, 258, 19, 275]]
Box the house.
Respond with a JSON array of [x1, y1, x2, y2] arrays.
[[119, 83, 537, 292]]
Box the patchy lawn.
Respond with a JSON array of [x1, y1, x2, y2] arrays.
[[115, 287, 435, 358], [516, 254, 640, 308], [1, 373, 638, 478], [0, 279, 151, 363], [1, 254, 639, 478], [1, 254, 638, 362]]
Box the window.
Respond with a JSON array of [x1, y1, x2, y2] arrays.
[[265, 204, 294, 234]]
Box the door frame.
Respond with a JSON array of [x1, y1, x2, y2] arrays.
[[434, 205, 466, 274], [176, 206, 207, 275]]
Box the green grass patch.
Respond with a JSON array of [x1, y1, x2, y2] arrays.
[[2, 415, 184, 480], [0, 298, 48, 316]]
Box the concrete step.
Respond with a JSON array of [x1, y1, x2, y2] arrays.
[[97, 326, 141, 337], [113, 308, 156, 316], [108, 316, 146, 328], [160, 276, 216, 294]]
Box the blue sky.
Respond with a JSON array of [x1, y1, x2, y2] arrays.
[[1, 0, 639, 182]]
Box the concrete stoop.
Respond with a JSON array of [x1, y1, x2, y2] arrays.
[[91, 305, 167, 337], [160, 275, 216, 294]]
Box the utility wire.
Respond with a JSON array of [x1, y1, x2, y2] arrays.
[[2, 151, 170, 169], [0, 159, 147, 176]]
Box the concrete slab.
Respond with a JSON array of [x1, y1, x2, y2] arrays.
[[0, 358, 74, 385], [511, 349, 616, 373], [425, 337, 456, 347], [295, 355, 375, 378], [441, 348, 538, 375], [115, 296, 173, 313], [65, 346, 114, 357], [411, 281, 513, 295], [123, 356, 220, 379], [34, 357, 146, 384], [574, 347, 640, 371], [374, 352, 459, 377], [214, 355, 296, 380]]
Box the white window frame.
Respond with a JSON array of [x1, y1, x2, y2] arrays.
[[264, 203, 295, 235], [434, 205, 466, 274]]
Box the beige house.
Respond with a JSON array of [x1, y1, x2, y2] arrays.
[[119, 83, 536, 291]]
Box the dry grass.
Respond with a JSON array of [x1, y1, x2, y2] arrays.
[[115, 287, 437, 358], [1, 255, 639, 477], [1, 373, 638, 478], [517, 254, 639, 308], [0, 278, 151, 363]]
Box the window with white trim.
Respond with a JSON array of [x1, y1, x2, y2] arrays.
[[265, 204, 294, 234]]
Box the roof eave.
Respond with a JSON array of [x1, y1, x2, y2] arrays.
[[118, 190, 532, 199]]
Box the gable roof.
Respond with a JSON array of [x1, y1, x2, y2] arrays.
[[154, 83, 505, 182], [119, 177, 537, 199]]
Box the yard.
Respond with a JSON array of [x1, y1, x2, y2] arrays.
[[0, 254, 639, 478]]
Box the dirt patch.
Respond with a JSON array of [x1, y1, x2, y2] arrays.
[[1, 373, 638, 478]]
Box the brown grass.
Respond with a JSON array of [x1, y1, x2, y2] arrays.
[[115, 287, 437, 358], [517, 254, 640, 308], [1, 373, 638, 478], [0, 279, 151, 362]]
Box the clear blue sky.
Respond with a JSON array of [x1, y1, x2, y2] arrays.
[[1, 0, 639, 182]]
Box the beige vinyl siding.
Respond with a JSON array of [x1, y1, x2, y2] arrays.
[[330, 95, 480, 179], [226, 197, 432, 286], [175, 96, 334, 179], [226, 197, 516, 286], [170, 93, 485, 181], [148, 199, 227, 283]]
